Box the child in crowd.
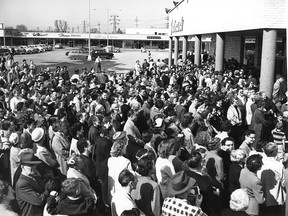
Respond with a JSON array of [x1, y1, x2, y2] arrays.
[[271, 121, 286, 162]]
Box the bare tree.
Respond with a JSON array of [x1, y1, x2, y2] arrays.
[[16, 24, 28, 31], [54, 20, 68, 32]]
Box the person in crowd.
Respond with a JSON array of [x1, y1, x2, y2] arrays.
[[221, 188, 250, 216], [272, 74, 286, 109], [0, 180, 18, 216], [227, 96, 245, 148], [46, 178, 96, 216], [239, 154, 265, 216], [111, 169, 143, 216], [108, 137, 133, 204], [185, 151, 221, 216], [9, 133, 21, 186], [257, 142, 286, 215], [131, 148, 161, 216], [229, 149, 246, 193], [251, 100, 270, 147], [162, 171, 207, 216], [239, 130, 256, 157], [51, 120, 70, 176], [15, 148, 48, 216], [205, 137, 225, 187]]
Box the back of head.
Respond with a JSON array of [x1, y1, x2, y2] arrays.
[[246, 154, 263, 173], [118, 169, 135, 187], [230, 189, 249, 211], [187, 151, 202, 169], [264, 142, 278, 157], [136, 149, 155, 176], [61, 178, 80, 197], [157, 139, 174, 158], [77, 138, 89, 154]]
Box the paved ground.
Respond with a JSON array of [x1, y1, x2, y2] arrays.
[[12, 48, 169, 74]]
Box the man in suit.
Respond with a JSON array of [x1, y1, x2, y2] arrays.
[[136, 86, 146, 106], [185, 151, 221, 216], [15, 149, 49, 216], [123, 109, 142, 142]]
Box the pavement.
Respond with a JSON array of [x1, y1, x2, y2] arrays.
[[12, 48, 169, 74]]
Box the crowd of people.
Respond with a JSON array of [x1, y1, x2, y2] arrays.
[[0, 50, 288, 216]]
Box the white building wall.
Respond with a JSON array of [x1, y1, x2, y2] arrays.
[[168, 0, 286, 36]]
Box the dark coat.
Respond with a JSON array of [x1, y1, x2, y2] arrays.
[[15, 174, 48, 216]]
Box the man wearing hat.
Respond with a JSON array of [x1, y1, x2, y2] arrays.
[[32, 127, 59, 169], [162, 171, 207, 216], [15, 148, 49, 216]]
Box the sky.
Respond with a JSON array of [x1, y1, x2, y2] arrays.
[[0, 0, 173, 32]]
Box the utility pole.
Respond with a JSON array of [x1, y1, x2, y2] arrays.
[[98, 22, 101, 33], [135, 16, 139, 28], [165, 16, 169, 28], [110, 14, 120, 33], [83, 20, 86, 33]]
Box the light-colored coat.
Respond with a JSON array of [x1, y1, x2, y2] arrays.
[[240, 167, 265, 215], [51, 132, 70, 176], [227, 105, 242, 126]]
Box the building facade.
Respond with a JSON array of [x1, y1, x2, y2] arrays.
[[167, 0, 287, 96]]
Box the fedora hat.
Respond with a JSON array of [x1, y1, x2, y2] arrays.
[[168, 171, 196, 195], [18, 148, 42, 165], [31, 127, 45, 142], [112, 131, 127, 141]]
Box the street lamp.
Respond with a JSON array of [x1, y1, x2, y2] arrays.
[[87, 0, 92, 61]]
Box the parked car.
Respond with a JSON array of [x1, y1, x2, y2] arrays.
[[91, 49, 114, 60], [22, 46, 34, 54], [13, 46, 26, 54], [0, 47, 10, 56], [35, 44, 46, 52], [68, 50, 89, 60], [54, 43, 64, 49]]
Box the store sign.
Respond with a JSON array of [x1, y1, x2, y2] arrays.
[[147, 36, 161, 39], [171, 17, 184, 34]]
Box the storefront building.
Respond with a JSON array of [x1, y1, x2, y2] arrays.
[[167, 0, 287, 97]]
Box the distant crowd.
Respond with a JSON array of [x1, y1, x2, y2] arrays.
[[0, 50, 287, 216]]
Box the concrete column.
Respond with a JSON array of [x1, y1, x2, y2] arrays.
[[122, 40, 126, 48], [182, 36, 188, 61], [53, 39, 56, 47], [194, 35, 202, 65], [215, 33, 225, 71], [260, 29, 277, 97], [168, 37, 173, 68], [174, 36, 179, 66]]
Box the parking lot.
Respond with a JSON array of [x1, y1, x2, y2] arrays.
[[12, 48, 169, 74]]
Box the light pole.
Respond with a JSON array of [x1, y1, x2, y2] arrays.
[[87, 0, 92, 61], [107, 9, 109, 46]]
